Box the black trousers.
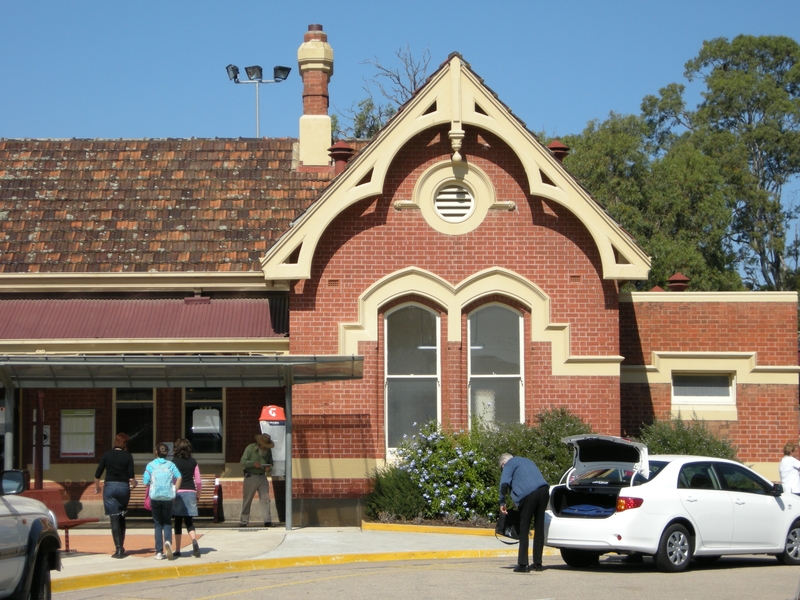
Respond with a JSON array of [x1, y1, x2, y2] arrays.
[[516, 484, 550, 566]]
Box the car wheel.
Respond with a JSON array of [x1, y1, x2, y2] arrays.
[[776, 521, 800, 565], [560, 548, 600, 568], [31, 555, 52, 600], [655, 523, 692, 573]]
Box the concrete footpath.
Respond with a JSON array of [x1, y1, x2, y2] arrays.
[[52, 521, 554, 593]]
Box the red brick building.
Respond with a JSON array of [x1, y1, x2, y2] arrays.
[[0, 25, 797, 526]]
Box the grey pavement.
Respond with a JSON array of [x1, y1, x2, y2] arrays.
[[52, 522, 530, 593]]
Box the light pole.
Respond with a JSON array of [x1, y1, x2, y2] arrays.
[[226, 64, 291, 137]]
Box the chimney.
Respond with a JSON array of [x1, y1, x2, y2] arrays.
[[547, 140, 570, 162], [328, 141, 355, 175], [298, 24, 334, 167], [667, 272, 690, 292]]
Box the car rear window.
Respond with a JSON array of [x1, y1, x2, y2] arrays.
[[572, 460, 667, 486]]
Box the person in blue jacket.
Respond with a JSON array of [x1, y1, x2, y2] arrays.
[[499, 453, 550, 572]]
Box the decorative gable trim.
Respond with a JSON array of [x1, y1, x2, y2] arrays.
[[261, 55, 650, 283]]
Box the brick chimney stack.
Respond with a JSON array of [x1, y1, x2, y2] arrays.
[[298, 24, 333, 167]]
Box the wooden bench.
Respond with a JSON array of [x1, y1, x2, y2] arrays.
[[128, 474, 223, 523], [21, 488, 99, 552]]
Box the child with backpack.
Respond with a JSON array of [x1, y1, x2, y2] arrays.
[[143, 443, 182, 560]]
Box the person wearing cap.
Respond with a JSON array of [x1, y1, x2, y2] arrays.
[[239, 433, 275, 527]]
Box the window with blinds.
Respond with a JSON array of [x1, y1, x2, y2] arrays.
[[61, 409, 95, 457]]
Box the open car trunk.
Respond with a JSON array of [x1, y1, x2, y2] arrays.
[[550, 484, 620, 518], [549, 435, 649, 519]]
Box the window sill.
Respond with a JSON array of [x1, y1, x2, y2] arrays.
[[671, 404, 737, 421]]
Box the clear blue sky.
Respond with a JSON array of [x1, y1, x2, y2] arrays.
[[2, 0, 798, 142]]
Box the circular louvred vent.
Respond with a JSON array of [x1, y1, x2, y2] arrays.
[[434, 185, 474, 223]]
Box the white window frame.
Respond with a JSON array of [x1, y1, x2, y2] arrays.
[[182, 388, 226, 460], [384, 303, 441, 454], [672, 373, 735, 406], [113, 388, 156, 460], [60, 409, 95, 457], [467, 303, 524, 425]]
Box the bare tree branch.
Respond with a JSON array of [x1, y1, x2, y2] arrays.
[[362, 45, 431, 106]]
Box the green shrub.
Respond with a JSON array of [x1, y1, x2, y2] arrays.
[[365, 464, 427, 520], [638, 416, 737, 460], [528, 408, 594, 483], [365, 408, 594, 522]]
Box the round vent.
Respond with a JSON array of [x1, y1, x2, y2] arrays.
[[434, 185, 474, 223]]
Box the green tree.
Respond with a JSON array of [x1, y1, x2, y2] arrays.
[[642, 35, 800, 290], [562, 113, 742, 290]]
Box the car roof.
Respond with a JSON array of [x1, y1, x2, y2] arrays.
[[650, 455, 739, 464]]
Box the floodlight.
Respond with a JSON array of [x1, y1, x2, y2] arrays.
[[245, 65, 263, 81], [227, 60, 290, 137], [273, 66, 291, 82]]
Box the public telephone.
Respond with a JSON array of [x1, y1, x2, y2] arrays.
[[259, 405, 286, 476]]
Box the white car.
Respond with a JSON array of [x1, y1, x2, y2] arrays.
[[0, 471, 61, 599], [545, 435, 800, 572]]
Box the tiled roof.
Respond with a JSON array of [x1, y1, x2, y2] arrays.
[[0, 138, 335, 273]]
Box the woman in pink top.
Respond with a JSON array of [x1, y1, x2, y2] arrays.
[[171, 438, 203, 558]]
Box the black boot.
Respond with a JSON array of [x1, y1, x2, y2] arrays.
[[110, 515, 124, 558], [119, 514, 127, 556]]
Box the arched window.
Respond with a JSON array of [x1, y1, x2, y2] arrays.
[[385, 304, 440, 449], [468, 304, 523, 425]]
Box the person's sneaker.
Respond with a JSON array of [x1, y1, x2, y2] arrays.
[[173, 551, 182, 558], [513, 564, 528, 573], [192, 540, 201, 558], [154, 553, 164, 560], [164, 541, 173, 560], [530, 565, 544, 572]]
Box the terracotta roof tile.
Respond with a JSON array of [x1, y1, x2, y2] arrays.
[[0, 138, 335, 273]]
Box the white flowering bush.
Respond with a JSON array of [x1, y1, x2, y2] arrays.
[[366, 408, 594, 523], [395, 422, 498, 521]]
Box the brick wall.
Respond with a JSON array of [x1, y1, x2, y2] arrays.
[[288, 125, 621, 475], [620, 300, 797, 366], [620, 298, 799, 463]]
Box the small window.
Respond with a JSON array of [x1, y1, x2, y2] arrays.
[[184, 388, 224, 455], [434, 184, 474, 223], [61, 409, 95, 457], [672, 374, 733, 405]]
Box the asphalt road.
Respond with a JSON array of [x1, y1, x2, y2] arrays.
[[54, 554, 800, 600]]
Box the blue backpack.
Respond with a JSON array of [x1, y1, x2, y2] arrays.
[[148, 460, 176, 501]]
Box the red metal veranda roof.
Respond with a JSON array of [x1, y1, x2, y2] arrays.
[[0, 297, 284, 339]]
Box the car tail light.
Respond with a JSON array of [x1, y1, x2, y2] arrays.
[[616, 497, 644, 512]]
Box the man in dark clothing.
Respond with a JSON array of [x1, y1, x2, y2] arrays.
[[499, 453, 550, 572]]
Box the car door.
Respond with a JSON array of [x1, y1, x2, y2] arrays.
[[0, 497, 22, 597], [676, 462, 733, 548], [714, 461, 785, 549]]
